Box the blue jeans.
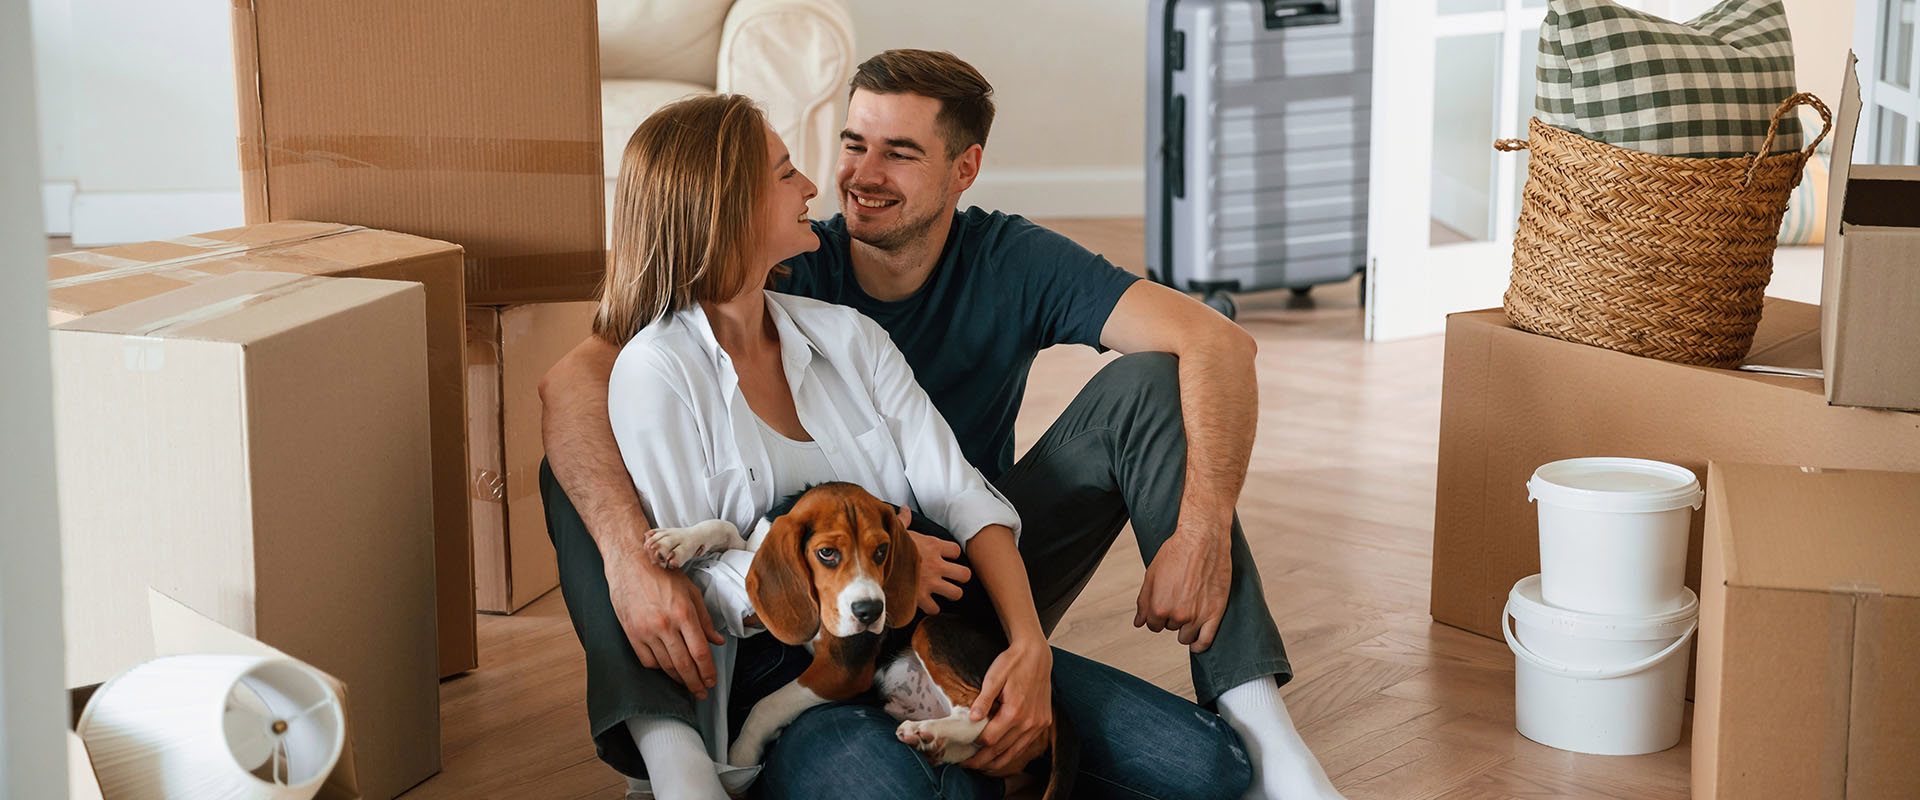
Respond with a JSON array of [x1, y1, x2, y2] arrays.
[[743, 644, 1251, 800]]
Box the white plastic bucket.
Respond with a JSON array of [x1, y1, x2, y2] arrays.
[[1504, 574, 1697, 756], [1528, 457, 1703, 616]]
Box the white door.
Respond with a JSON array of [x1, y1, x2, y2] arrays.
[[1363, 0, 1547, 341], [1363, 0, 1719, 341], [1857, 0, 1920, 163]]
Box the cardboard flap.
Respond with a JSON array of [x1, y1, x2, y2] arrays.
[[1708, 463, 1920, 598], [147, 590, 363, 800], [1823, 53, 1862, 386], [1828, 52, 1862, 245]]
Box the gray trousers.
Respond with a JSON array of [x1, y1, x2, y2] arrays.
[[995, 351, 1290, 705]]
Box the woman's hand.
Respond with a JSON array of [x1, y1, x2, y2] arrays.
[[961, 637, 1054, 777]]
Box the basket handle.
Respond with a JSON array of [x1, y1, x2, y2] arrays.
[[1494, 138, 1528, 152], [1745, 92, 1833, 184]]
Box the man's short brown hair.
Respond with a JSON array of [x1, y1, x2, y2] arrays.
[[849, 49, 995, 159]]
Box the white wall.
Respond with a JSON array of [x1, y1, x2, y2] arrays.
[[32, 0, 1857, 236], [3, 0, 70, 796], [846, 0, 1148, 217], [33, 0, 243, 244]]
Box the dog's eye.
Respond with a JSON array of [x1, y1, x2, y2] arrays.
[[815, 548, 841, 567], [872, 544, 888, 564]]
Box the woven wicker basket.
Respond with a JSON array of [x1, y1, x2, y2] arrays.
[[1495, 93, 1832, 368]]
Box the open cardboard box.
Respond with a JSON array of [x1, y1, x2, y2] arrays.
[[1822, 53, 1920, 411], [69, 590, 362, 800]]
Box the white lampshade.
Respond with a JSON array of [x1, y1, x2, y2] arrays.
[[77, 654, 345, 800]]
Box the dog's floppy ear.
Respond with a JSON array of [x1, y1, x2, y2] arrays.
[[882, 505, 920, 628], [748, 515, 820, 644]]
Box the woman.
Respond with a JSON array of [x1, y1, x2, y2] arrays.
[[595, 94, 1050, 799]]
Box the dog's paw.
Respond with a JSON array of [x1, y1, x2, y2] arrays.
[[895, 719, 947, 757], [646, 527, 710, 570]]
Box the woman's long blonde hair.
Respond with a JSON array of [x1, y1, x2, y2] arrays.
[[594, 94, 782, 345]]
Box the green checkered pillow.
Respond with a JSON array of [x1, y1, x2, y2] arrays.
[[1536, 0, 1801, 158]]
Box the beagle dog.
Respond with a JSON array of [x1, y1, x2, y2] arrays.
[[645, 482, 1075, 798]]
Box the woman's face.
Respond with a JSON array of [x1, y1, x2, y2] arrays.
[[754, 124, 820, 277]]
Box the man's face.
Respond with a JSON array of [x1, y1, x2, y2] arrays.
[[837, 90, 972, 252]]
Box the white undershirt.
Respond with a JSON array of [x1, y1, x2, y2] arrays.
[[753, 416, 838, 500]]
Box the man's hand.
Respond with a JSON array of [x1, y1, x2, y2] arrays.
[[603, 531, 726, 700], [902, 506, 970, 614], [1135, 526, 1231, 653], [961, 638, 1053, 777]]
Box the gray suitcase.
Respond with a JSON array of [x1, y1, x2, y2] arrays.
[[1145, 0, 1373, 319]]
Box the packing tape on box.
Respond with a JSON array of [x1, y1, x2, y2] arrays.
[[48, 226, 368, 290], [51, 250, 147, 271], [1825, 579, 1885, 791], [464, 250, 608, 295], [126, 275, 333, 338], [471, 469, 506, 503], [238, 134, 601, 176]]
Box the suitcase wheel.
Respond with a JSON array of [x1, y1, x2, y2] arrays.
[[1204, 292, 1237, 320]]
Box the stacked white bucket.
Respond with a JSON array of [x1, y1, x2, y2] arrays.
[[1505, 458, 1703, 756]]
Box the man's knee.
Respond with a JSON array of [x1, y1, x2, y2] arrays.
[[1089, 351, 1182, 419]]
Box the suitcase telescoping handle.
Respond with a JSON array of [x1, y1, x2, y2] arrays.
[[1261, 0, 1339, 29]]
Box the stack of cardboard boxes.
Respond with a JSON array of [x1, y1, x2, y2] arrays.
[[231, 0, 608, 616], [1431, 55, 1919, 794], [50, 3, 610, 797]]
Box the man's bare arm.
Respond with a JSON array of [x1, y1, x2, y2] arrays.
[[1099, 281, 1259, 652], [541, 336, 651, 548], [539, 335, 723, 697]]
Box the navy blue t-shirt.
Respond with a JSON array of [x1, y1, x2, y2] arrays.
[[776, 208, 1139, 481]]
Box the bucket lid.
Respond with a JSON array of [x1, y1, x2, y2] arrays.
[[1507, 574, 1698, 641], [1527, 457, 1704, 513]]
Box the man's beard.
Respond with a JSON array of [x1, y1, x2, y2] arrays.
[[844, 184, 948, 252]]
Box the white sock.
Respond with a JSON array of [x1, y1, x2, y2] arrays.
[[1216, 678, 1346, 800], [625, 716, 727, 800]]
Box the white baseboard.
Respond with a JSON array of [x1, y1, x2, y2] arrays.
[[70, 190, 245, 247], [960, 166, 1144, 218], [41, 181, 75, 236]]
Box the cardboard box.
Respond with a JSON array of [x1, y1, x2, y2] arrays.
[[70, 590, 364, 800], [467, 301, 598, 613], [230, 1, 606, 305], [47, 221, 477, 677], [1431, 298, 1920, 641], [1822, 53, 1920, 412], [1694, 462, 1920, 799], [53, 272, 439, 799]]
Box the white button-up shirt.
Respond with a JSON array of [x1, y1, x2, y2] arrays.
[[606, 292, 1022, 793]]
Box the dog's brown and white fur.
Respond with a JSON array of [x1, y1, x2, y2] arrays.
[[646, 482, 1072, 797]]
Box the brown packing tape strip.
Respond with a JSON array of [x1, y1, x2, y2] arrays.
[[239, 134, 601, 176], [1825, 579, 1885, 796], [48, 226, 368, 290], [465, 250, 607, 294], [127, 275, 333, 338]]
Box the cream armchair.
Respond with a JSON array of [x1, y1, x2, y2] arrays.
[[599, 0, 855, 230]]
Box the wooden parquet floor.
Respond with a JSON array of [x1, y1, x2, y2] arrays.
[[396, 218, 1692, 800]]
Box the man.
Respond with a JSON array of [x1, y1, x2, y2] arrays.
[[541, 49, 1343, 800]]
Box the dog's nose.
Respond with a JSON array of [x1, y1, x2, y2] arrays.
[[851, 600, 883, 625]]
